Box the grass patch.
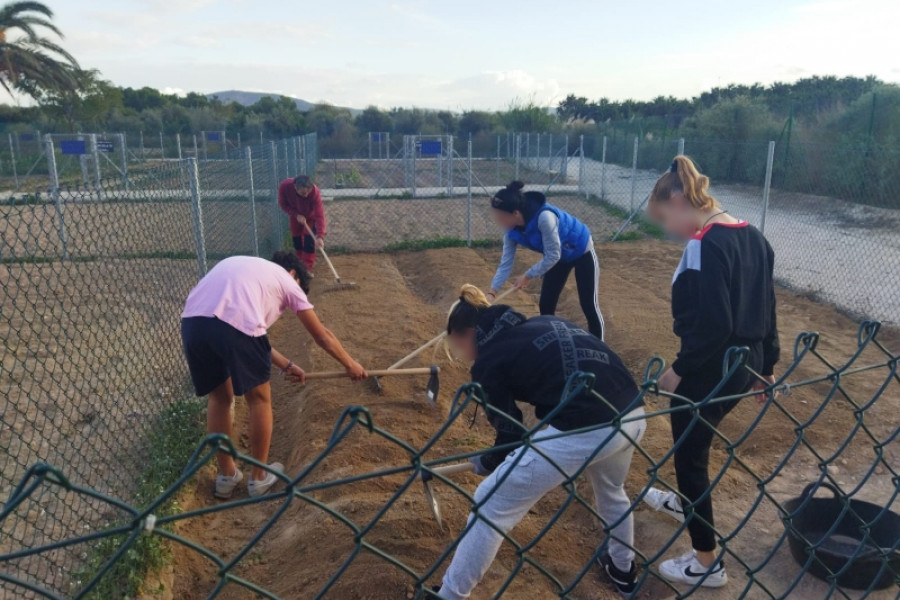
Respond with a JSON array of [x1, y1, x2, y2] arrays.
[[583, 194, 665, 240], [72, 398, 206, 599], [383, 237, 500, 252]]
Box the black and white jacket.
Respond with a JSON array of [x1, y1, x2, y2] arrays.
[[469, 306, 641, 471], [671, 221, 780, 378]]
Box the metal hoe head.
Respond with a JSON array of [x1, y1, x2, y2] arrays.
[[323, 279, 358, 293], [425, 365, 439, 407], [421, 472, 444, 531]]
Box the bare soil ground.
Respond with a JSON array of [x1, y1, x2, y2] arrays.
[[323, 194, 637, 252], [167, 243, 899, 600]]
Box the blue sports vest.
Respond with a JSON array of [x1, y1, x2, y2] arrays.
[[507, 204, 591, 263]]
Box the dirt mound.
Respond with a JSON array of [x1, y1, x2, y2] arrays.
[[169, 243, 900, 600]]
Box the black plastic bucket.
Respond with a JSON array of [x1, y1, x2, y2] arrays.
[[782, 482, 900, 590]]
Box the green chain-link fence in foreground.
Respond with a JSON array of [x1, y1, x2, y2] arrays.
[[0, 324, 898, 599], [1, 133, 898, 599]]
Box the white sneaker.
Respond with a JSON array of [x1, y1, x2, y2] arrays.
[[643, 488, 685, 523], [247, 462, 284, 498], [214, 468, 243, 499], [660, 551, 728, 588]]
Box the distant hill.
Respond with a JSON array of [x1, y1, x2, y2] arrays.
[[208, 90, 360, 115]]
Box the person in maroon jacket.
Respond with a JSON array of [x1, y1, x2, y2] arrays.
[[277, 175, 326, 272]]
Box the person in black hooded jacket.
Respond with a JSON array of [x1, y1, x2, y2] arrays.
[[432, 285, 646, 600]]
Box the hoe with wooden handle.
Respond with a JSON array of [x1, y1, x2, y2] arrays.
[[305, 366, 439, 407], [372, 286, 519, 394], [421, 462, 476, 531], [303, 221, 357, 292]]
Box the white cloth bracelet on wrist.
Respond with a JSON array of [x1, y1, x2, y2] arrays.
[[280, 361, 293, 375]]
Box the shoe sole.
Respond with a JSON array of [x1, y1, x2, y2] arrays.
[[660, 571, 728, 588]]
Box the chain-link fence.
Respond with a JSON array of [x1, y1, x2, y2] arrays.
[[2, 129, 899, 598], [1, 323, 897, 599], [0, 133, 318, 597]]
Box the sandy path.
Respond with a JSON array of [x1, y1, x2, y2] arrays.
[[563, 158, 900, 326]]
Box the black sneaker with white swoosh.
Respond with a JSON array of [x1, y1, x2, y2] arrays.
[[597, 551, 637, 596]]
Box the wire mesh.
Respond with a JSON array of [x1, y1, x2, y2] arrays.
[[0, 325, 897, 599], [2, 131, 899, 599]]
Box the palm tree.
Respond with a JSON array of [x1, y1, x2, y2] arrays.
[[0, 1, 79, 99]]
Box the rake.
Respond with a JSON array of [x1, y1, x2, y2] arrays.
[[304, 222, 357, 292]]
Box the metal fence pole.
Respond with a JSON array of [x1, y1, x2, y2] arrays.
[[193, 135, 198, 160], [579, 135, 586, 199], [760, 140, 776, 234], [176, 133, 183, 160], [139, 130, 145, 161], [467, 137, 473, 247], [77, 134, 89, 183], [562, 134, 569, 179], [89, 134, 101, 185], [221, 131, 227, 159], [160, 131, 165, 159], [202, 133, 208, 161], [448, 135, 454, 196], [515, 134, 521, 179], [246, 147, 259, 256], [237, 132, 242, 152], [270, 141, 281, 252], [411, 136, 417, 197], [601, 136, 607, 200], [187, 157, 207, 277], [119, 133, 129, 191], [496, 134, 501, 187], [548, 133, 553, 173], [678, 137, 685, 156], [45, 137, 67, 260], [300, 135, 308, 175], [8, 133, 18, 189], [282, 139, 290, 179], [368, 132, 373, 160], [630, 136, 639, 211]]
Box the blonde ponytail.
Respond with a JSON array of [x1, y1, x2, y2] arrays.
[[649, 155, 719, 211], [444, 284, 493, 359], [459, 284, 490, 308]]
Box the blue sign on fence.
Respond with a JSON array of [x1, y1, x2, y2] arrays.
[[420, 140, 442, 155], [19, 134, 34, 142], [60, 140, 87, 155], [206, 132, 221, 141], [97, 141, 114, 153], [372, 133, 383, 142]]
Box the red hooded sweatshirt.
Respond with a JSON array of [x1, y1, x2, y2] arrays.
[[277, 179, 326, 238]]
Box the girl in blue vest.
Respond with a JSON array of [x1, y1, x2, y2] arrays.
[[487, 181, 605, 340]]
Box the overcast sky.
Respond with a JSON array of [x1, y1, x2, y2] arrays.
[[44, 0, 900, 110]]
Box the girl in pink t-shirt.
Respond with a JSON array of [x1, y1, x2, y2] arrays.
[[181, 251, 367, 499]]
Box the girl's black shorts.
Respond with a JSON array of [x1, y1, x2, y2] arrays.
[[181, 317, 272, 397]]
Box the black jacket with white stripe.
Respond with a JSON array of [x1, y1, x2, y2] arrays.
[[469, 307, 641, 471], [671, 221, 780, 378]]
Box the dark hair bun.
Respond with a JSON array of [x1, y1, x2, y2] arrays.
[[507, 180, 525, 192]]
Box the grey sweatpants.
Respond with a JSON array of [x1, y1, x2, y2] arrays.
[[439, 408, 646, 600]]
